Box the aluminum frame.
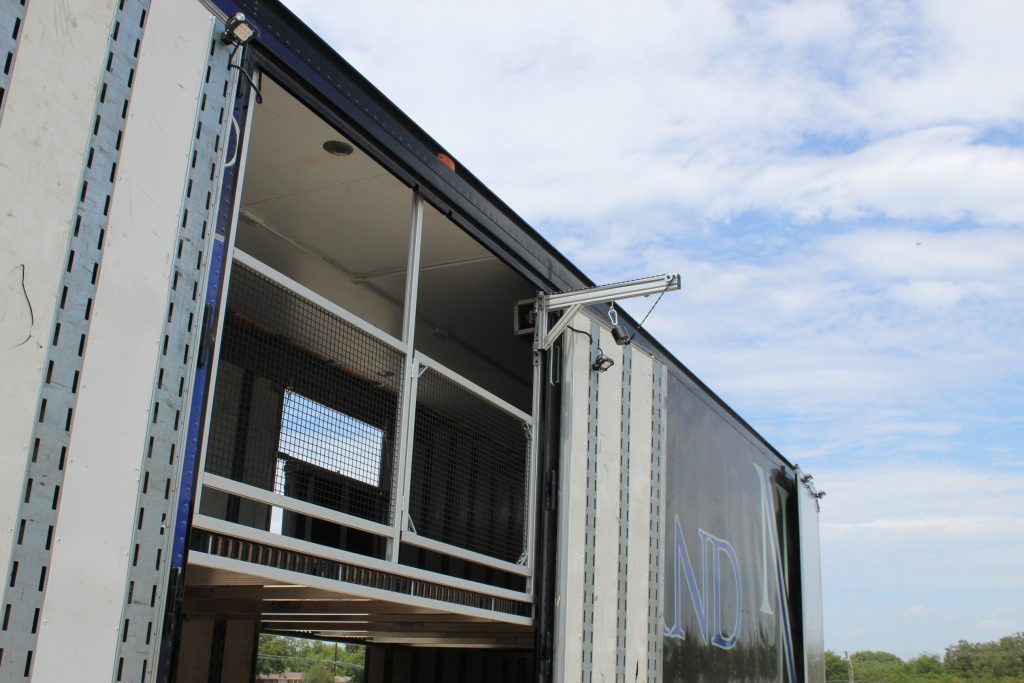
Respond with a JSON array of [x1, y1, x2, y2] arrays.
[[231, 249, 409, 354], [198, 234, 536, 600], [392, 194, 425, 560], [191, 514, 531, 605], [187, 547, 533, 626], [401, 531, 532, 577], [536, 274, 681, 351], [201, 472, 397, 539], [401, 350, 536, 574]]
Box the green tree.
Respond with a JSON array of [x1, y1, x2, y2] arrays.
[[945, 632, 1024, 679], [304, 665, 335, 683], [850, 650, 907, 683], [907, 654, 943, 675], [257, 634, 300, 674], [825, 650, 850, 682]]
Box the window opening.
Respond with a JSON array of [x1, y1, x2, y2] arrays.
[[277, 389, 384, 488]]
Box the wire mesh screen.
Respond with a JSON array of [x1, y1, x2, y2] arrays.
[[203, 261, 404, 530], [407, 366, 531, 564]]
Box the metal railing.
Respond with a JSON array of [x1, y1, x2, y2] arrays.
[[402, 355, 532, 574], [194, 252, 535, 605]]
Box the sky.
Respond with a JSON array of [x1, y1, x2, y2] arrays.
[[279, 0, 1024, 660]]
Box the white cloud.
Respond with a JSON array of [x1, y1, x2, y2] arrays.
[[758, 0, 855, 46], [902, 604, 938, 619], [283, 1, 1024, 225], [734, 127, 1024, 223], [621, 225, 1024, 438], [820, 227, 1024, 279], [280, 0, 1024, 660]]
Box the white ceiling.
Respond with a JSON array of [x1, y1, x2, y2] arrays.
[[238, 76, 535, 407]]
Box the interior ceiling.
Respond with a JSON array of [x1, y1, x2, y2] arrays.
[[242, 77, 411, 277], [240, 76, 535, 400]]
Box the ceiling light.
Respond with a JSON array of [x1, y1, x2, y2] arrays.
[[221, 13, 258, 45], [323, 140, 354, 156]]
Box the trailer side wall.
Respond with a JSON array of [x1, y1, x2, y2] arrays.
[[662, 370, 802, 683]]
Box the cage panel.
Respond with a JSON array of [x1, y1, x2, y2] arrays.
[[407, 364, 531, 565], [203, 261, 405, 537]]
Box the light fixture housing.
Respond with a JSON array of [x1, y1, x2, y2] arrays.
[[221, 13, 258, 45], [323, 140, 354, 157], [592, 352, 615, 373], [611, 324, 631, 345]]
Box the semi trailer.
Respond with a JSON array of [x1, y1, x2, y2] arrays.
[[0, 0, 825, 681]]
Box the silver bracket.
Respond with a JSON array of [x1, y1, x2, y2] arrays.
[[534, 273, 681, 351]]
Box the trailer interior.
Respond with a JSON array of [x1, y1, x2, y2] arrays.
[[182, 72, 539, 665]]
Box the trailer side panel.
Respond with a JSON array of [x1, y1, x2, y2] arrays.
[[662, 370, 802, 683]]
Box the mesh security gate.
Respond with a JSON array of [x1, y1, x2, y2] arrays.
[[196, 253, 534, 601], [406, 363, 531, 566], [202, 261, 404, 538]]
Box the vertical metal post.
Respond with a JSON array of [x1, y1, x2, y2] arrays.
[[533, 336, 561, 683], [400, 195, 424, 346], [524, 348, 543, 584], [390, 194, 424, 561]]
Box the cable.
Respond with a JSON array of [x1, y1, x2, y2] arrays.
[[567, 326, 593, 343], [626, 287, 668, 344]]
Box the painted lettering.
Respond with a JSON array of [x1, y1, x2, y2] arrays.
[[664, 515, 741, 650]]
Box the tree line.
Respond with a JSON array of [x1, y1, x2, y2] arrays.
[[257, 634, 366, 682], [827, 632, 1024, 683]]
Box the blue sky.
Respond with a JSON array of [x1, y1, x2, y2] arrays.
[[282, 0, 1024, 659]]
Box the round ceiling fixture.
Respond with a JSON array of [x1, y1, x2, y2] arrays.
[[323, 140, 354, 156]]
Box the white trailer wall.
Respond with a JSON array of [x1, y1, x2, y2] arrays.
[[31, 2, 216, 679], [554, 313, 664, 683], [0, 0, 121, 589], [0, 0, 234, 680]]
